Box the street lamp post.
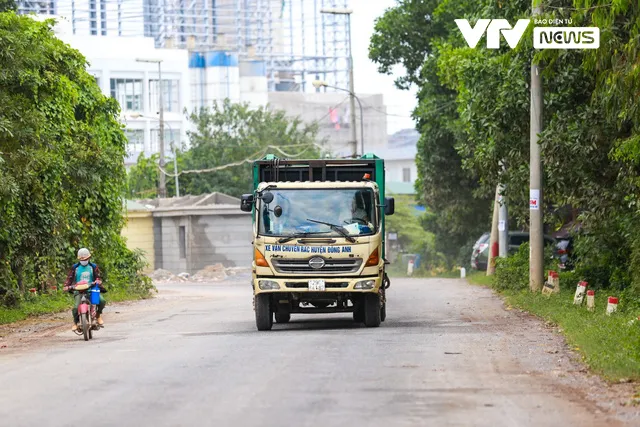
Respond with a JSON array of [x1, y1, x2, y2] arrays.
[[313, 80, 364, 156], [136, 58, 166, 198], [320, 8, 358, 158], [127, 113, 180, 197]]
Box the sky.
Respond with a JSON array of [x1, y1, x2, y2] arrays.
[[349, 0, 418, 135]]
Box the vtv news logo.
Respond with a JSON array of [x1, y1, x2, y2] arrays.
[[454, 19, 600, 49]]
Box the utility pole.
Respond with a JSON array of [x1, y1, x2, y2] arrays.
[[319, 8, 357, 157], [498, 184, 508, 257], [346, 13, 357, 158], [530, 0, 544, 291], [136, 58, 166, 198], [487, 185, 500, 276], [157, 60, 166, 198]]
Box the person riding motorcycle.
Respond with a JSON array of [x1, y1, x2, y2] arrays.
[[63, 248, 107, 331]]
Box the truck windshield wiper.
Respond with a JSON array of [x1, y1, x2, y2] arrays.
[[277, 231, 331, 244], [306, 219, 357, 243]]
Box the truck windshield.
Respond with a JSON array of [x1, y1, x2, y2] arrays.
[[259, 188, 378, 237]]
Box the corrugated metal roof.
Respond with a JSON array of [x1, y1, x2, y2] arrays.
[[137, 192, 241, 210], [125, 200, 151, 211]]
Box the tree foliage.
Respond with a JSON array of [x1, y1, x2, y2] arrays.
[[386, 195, 443, 270], [370, 0, 493, 263], [0, 13, 151, 304], [0, 0, 16, 13], [128, 99, 324, 198], [370, 0, 640, 294]]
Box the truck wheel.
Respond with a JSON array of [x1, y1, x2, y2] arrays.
[[255, 294, 273, 331], [353, 306, 364, 323], [363, 293, 381, 327], [275, 312, 290, 323]]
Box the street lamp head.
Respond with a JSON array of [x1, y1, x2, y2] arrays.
[[320, 7, 353, 15], [312, 80, 328, 89], [136, 58, 163, 63]]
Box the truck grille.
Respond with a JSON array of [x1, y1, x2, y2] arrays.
[[286, 282, 349, 289], [272, 257, 362, 274]]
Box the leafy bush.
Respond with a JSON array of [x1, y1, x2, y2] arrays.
[[0, 14, 152, 307], [494, 243, 556, 292], [494, 244, 530, 291]]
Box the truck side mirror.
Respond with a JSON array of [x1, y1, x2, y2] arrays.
[[261, 191, 274, 204], [384, 197, 395, 216], [240, 194, 254, 212]]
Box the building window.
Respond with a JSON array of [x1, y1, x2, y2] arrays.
[[100, 0, 107, 36], [150, 129, 181, 153], [124, 129, 144, 155], [149, 80, 180, 113], [179, 226, 186, 259], [90, 0, 97, 35], [402, 168, 411, 183], [110, 78, 143, 112]]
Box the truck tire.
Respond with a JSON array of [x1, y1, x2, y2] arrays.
[[255, 294, 273, 331], [363, 293, 381, 327], [380, 302, 386, 322], [353, 306, 364, 323], [275, 312, 290, 323]]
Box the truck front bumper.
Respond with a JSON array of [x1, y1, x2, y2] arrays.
[[253, 276, 381, 294]]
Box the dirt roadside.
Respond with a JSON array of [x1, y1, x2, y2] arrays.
[[457, 281, 640, 424]]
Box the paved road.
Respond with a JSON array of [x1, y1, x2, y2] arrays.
[[0, 277, 631, 426]]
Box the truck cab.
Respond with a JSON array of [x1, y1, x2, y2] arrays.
[[240, 155, 394, 330]]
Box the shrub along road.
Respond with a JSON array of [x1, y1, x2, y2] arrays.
[[0, 276, 638, 426]]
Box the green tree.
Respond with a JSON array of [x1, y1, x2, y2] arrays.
[[128, 99, 324, 198], [0, 13, 151, 302], [369, 0, 492, 264], [371, 0, 640, 296], [386, 195, 442, 270], [0, 0, 16, 12]]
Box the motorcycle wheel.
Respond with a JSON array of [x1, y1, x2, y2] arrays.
[[88, 312, 93, 340], [81, 312, 89, 341]]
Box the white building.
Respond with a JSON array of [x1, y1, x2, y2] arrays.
[[267, 92, 388, 157], [374, 129, 420, 195], [42, 16, 191, 165], [36, 15, 190, 164]]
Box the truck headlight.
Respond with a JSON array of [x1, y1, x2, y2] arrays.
[[259, 280, 280, 290], [354, 280, 375, 290]]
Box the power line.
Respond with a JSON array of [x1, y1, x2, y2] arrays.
[[543, 3, 612, 11], [158, 144, 320, 177], [152, 96, 353, 177]]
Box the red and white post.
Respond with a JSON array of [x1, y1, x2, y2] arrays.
[[606, 297, 618, 315]]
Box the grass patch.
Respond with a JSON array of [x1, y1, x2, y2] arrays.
[[0, 292, 71, 325], [0, 288, 155, 326], [467, 270, 494, 286], [387, 261, 463, 279], [468, 273, 640, 381]]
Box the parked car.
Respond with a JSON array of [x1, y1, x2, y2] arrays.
[[470, 231, 556, 271], [470, 232, 491, 270]]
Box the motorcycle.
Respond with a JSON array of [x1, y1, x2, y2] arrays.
[[72, 280, 103, 341], [555, 238, 574, 271]]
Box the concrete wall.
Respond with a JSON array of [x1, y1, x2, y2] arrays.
[[155, 212, 252, 274], [121, 212, 155, 274]]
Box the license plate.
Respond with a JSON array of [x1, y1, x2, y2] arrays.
[[308, 279, 325, 291]]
